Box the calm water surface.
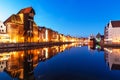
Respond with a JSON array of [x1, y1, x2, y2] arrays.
[[0, 43, 120, 80]]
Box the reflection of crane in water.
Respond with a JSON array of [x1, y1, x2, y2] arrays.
[[2, 43, 79, 80], [4, 49, 35, 80]]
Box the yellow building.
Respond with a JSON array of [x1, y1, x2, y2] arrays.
[[3, 7, 81, 43], [38, 27, 48, 42], [4, 7, 38, 43], [38, 26, 60, 42]]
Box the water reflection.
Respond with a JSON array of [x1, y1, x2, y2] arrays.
[[88, 43, 120, 70], [0, 43, 81, 80], [104, 48, 120, 70], [88, 44, 104, 51]]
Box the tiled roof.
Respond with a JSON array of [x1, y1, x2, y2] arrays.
[[17, 7, 35, 14], [111, 21, 120, 27]]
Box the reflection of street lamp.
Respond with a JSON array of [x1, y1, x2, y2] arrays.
[[21, 37, 24, 42], [13, 39, 16, 43]]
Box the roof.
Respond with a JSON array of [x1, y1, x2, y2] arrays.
[[38, 26, 53, 31], [4, 14, 22, 24], [96, 33, 101, 38], [111, 21, 120, 27], [39, 26, 46, 28], [17, 7, 35, 14]]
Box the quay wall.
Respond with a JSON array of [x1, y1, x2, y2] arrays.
[[0, 42, 72, 49], [104, 43, 120, 47]]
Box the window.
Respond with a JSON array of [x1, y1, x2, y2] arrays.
[[2, 30, 4, 32], [1, 26, 2, 28]]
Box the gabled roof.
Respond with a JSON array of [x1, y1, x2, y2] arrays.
[[96, 33, 101, 38], [17, 7, 35, 15], [111, 21, 120, 27], [4, 14, 22, 24]]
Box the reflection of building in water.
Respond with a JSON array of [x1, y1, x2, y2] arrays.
[[104, 48, 120, 70], [5, 51, 24, 79], [0, 43, 79, 79], [88, 43, 104, 52], [0, 60, 7, 72], [88, 44, 95, 51], [0, 53, 10, 72]]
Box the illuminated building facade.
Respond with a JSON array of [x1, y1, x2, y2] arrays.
[[39, 26, 60, 42], [104, 20, 120, 44], [18, 7, 35, 42], [4, 14, 24, 43], [50, 30, 59, 42], [4, 7, 37, 43], [38, 27, 48, 42], [3, 7, 81, 43]]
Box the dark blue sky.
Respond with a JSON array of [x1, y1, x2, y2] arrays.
[[0, 0, 120, 37]]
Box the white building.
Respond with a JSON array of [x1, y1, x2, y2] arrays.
[[104, 20, 120, 44], [0, 21, 6, 33], [0, 21, 9, 43]]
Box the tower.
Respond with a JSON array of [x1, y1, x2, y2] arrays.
[[18, 7, 35, 42]]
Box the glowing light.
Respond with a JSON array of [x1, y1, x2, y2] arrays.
[[45, 29, 48, 41], [12, 52, 16, 55], [0, 53, 10, 61], [104, 48, 112, 53], [37, 51, 40, 54], [45, 48, 48, 58], [21, 37, 24, 39], [13, 39, 16, 43]]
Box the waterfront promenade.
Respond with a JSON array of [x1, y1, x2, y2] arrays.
[[0, 42, 72, 49]]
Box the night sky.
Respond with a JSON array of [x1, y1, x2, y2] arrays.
[[1, 0, 120, 37]]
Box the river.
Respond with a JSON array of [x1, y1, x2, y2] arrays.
[[0, 43, 120, 80]]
